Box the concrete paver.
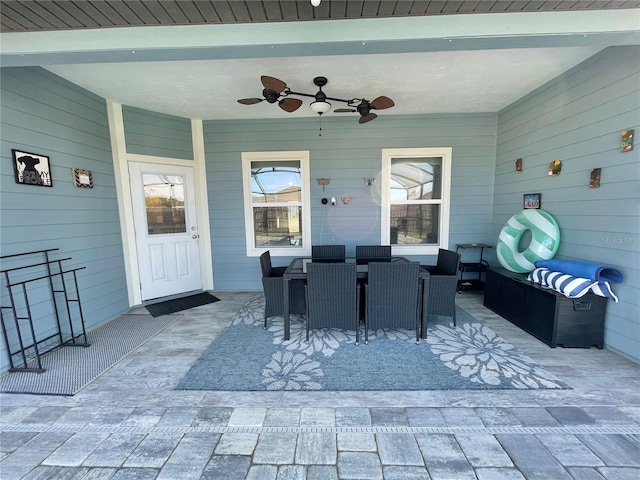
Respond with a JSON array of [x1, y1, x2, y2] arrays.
[[1, 291, 639, 480]]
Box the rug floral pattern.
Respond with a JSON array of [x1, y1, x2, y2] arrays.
[[227, 294, 568, 391]]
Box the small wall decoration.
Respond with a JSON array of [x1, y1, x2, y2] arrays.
[[363, 177, 375, 186], [523, 193, 541, 209], [341, 196, 351, 205], [621, 129, 634, 152], [12, 149, 52, 187], [548, 160, 562, 176], [515, 158, 523, 173], [589, 168, 601, 188], [73, 168, 93, 188], [316, 178, 330, 191]]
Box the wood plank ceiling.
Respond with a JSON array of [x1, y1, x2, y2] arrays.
[[2, 0, 639, 32]]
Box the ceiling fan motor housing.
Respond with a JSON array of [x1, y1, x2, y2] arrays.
[[263, 89, 280, 103], [357, 101, 371, 116]]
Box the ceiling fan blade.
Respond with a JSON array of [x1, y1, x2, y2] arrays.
[[334, 108, 356, 113], [238, 98, 264, 105], [370, 96, 394, 110], [359, 113, 378, 124], [261, 75, 287, 93], [279, 98, 303, 113]]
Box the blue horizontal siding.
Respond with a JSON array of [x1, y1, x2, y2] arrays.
[[0, 67, 129, 373], [494, 46, 640, 361], [204, 113, 497, 292], [123, 105, 194, 159]]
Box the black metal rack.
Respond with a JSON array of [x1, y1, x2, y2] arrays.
[[0, 249, 89, 372], [456, 243, 493, 293]]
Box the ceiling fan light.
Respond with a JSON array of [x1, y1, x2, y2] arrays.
[[310, 101, 331, 115]]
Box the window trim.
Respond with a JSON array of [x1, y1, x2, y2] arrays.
[[242, 150, 311, 257], [381, 147, 452, 256]]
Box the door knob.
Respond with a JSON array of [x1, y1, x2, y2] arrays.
[[192, 234, 199, 239]]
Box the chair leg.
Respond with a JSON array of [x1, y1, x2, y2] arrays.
[[355, 287, 360, 345], [264, 314, 268, 329]]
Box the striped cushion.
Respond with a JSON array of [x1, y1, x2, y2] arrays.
[[527, 268, 618, 303]]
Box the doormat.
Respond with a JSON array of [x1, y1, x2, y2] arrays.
[[176, 294, 570, 392], [146, 292, 220, 317], [0, 314, 181, 396]]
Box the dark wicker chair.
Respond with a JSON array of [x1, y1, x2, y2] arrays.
[[305, 262, 359, 344], [365, 261, 422, 344], [260, 251, 306, 328], [311, 245, 346, 262], [355, 245, 392, 264], [421, 248, 461, 336]]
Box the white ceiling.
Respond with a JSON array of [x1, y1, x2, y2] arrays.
[[44, 47, 603, 121], [3, 8, 637, 122]]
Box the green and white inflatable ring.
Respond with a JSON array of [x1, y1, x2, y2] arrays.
[[496, 209, 560, 273]]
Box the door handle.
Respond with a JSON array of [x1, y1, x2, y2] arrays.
[[192, 235, 199, 239]]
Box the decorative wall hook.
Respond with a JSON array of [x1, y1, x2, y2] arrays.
[[317, 178, 330, 191], [363, 177, 375, 186]]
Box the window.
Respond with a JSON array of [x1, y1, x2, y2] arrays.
[[242, 151, 311, 257], [381, 148, 452, 255], [142, 173, 186, 235]]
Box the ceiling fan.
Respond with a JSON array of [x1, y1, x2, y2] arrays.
[[237, 75, 395, 124]]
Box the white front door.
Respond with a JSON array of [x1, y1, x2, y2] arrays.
[[129, 162, 202, 301]]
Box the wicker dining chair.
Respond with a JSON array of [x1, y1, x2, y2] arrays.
[[305, 262, 359, 344], [260, 251, 306, 328], [421, 248, 461, 336], [355, 245, 392, 264], [311, 244, 346, 262], [365, 261, 422, 344]]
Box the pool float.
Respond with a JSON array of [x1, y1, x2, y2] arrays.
[[496, 209, 560, 273]]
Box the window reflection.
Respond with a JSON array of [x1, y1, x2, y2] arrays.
[[390, 157, 442, 201], [143, 174, 186, 235], [390, 205, 440, 245], [251, 162, 301, 203], [390, 158, 442, 245]]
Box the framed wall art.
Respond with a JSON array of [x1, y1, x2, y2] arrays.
[[515, 158, 523, 173], [12, 149, 52, 187], [621, 129, 634, 152], [589, 168, 601, 188], [73, 168, 93, 188], [523, 193, 541, 209], [548, 160, 562, 176]]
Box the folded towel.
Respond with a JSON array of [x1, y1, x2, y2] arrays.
[[535, 259, 623, 283], [528, 268, 618, 302]]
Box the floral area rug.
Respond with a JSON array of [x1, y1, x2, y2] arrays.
[[176, 294, 570, 391]]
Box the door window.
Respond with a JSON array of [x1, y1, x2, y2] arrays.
[[143, 174, 186, 235]]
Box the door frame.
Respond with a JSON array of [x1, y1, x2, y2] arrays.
[[107, 101, 213, 306]]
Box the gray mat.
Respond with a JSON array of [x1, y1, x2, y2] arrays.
[[177, 295, 570, 392], [0, 313, 181, 396]]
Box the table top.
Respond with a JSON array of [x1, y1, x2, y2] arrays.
[[284, 257, 428, 280]]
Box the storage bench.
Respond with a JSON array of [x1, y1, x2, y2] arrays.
[[483, 267, 606, 348]]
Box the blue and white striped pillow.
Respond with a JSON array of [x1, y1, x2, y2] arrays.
[[527, 268, 618, 302]]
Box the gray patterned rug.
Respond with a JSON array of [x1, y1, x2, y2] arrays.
[[0, 313, 181, 396], [177, 295, 570, 391]]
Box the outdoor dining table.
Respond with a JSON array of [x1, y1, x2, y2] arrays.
[[282, 256, 429, 340]]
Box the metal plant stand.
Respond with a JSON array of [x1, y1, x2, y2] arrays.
[[0, 249, 89, 372]]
